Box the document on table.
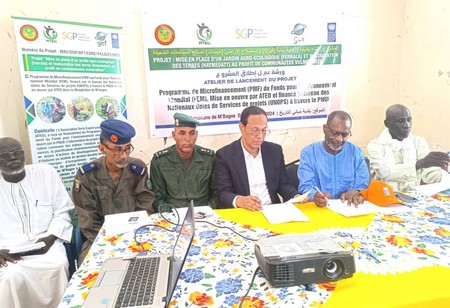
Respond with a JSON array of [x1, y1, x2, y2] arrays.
[[326, 199, 412, 217], [8, 240, 45, 254], [261, 203, 310, 224], [175, 205, 219, 221], [103, 210, 150, 236], [285, 190, 310, 203], [412, 170, 450, 196]]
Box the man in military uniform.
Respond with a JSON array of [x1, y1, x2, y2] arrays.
[[150, 113, 216, 212], [73, 119, 155, 263]]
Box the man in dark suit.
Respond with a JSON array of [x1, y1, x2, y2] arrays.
[[215, 106, 300, 210]]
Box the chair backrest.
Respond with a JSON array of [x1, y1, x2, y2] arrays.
[[365, 156, 371, 181], [64, 220, 84, 278], [285, 159, 300, 190]]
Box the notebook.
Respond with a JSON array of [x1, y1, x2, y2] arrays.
[[82, 201, 195, 308]]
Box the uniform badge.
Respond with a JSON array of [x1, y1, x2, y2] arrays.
[[147, 179, 152, 190], [74, 178, 81, 193]]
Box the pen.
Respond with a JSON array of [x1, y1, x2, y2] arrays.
[[314, 186, 329, 205], [314, 186, 325, 197], [359, 248, 381, 264], [314, 186, 328, 206]]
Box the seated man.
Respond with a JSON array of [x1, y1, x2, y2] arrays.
[[150, 113, 216, 212], [298, 110, 369, 207], [0, 137, 74, 308], [73, 119, 155, 263], [367, 104, 449, 191], [215, 106, 300, 210]]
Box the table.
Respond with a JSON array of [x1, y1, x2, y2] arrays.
[[58, 195, 450, 308]]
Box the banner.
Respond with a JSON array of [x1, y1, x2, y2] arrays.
[[13, 16, 126, 192], [142, 3, 343, 137]]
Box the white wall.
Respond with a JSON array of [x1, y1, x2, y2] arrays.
[[1, 0, 449, 166]]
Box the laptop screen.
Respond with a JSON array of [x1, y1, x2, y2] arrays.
[[166, 201, 195, 304]]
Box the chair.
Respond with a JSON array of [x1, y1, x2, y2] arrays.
[[365, 156, 371, 181], [64, 220, 84, 278], [285, 159, 300, 190]]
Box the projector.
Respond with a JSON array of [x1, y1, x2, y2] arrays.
[[255, 233, 355, 287]]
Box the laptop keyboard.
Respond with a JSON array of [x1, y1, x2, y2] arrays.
[[115, 257, 160, 307]]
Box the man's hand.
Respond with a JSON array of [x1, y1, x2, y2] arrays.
[[340, 189, 365, 207], [236, 196, 263, 211], [313, 191, 331, 208], [416, 151, 449, 170], [0, 249, 21, 267], [19, 235, 57, 257]]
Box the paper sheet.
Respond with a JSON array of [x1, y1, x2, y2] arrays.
[[174, 205, 218, 222], [326, 199, 412, 217], [103, 210, 150, 236], [285, 190, 310, 203], [411, 170, 450, 196], [261, 203, 310, 224], [8, 241, 45, 254]]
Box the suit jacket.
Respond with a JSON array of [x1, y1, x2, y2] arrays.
[[215, 139, 298, 208]]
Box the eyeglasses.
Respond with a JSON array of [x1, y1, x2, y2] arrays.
[[245, 127, 271, 137], [327, 127, 352, 139], [0, 149, 24, 160], [103, 144, 134, 155]]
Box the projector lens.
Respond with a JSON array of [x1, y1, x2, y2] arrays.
[[323, 258, 344, 279]]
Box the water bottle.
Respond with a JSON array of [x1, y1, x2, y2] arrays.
[[448, 151, 450, 173]]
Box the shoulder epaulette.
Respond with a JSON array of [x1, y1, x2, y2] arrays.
[[77, 162, 99, 175], [129, 163, 147, 176], [154, 148, 170, 158], [198, 146, 215, 156]]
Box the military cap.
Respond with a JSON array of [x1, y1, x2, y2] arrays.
[[100, 119, 136, 144], [174, 113, 199, 128]]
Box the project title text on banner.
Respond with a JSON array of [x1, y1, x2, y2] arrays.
[[142, 4, 343, 137]]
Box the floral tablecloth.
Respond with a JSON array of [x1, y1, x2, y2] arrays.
[[58, 192, 450, 308], [58, 215, 364, 308], [353, 192, 450, 274]]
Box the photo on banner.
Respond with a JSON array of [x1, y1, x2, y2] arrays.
[[141, 1, 343, 137], [12, 16, 127, 192]]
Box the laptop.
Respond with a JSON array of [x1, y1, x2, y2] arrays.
[[82, 201, 195, 308]]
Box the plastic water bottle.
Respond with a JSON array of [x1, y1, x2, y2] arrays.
[[448, 151, 450, 173]]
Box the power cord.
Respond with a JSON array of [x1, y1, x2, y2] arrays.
[[136, 204, 273, 249], [161, 204, 274, 241], [196, 220, 273, 242], [238, 266, 261, 308], [132, 204, 182, 251], [133, 223, 175, 251]]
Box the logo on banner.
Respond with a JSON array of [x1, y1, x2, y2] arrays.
[[197, 23, 212, 45], [235, 28, 268, 39], [111, 33, 120, 48], [44, 25, 58, 42], [155, 24, 175, 46], [327, 22, 336, 42], [291, 23, 307, 44], [62, 31, 90, 41], [96, 32, 107, 47], [20, 24, 39, 41]]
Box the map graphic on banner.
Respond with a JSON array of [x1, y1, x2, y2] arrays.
[[142, 3, 343, 137], [12, 16, 126, 192]]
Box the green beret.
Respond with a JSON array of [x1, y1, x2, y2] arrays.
[[174, 113, 199, 128]]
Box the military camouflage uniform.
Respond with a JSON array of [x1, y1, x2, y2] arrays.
[[150, 145, 216, 212], [73, 156, 155, 262]]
